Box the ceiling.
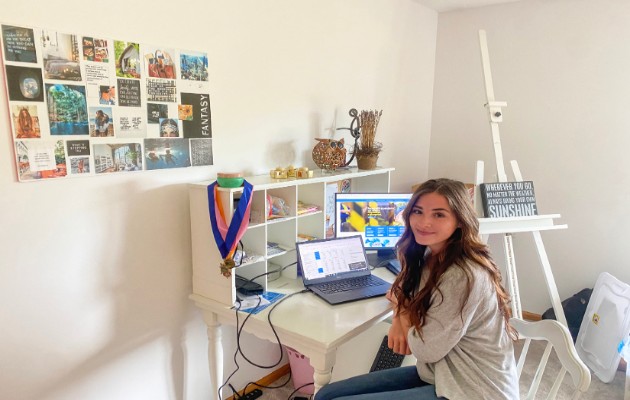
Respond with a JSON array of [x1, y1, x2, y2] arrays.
[[414, 0, 524, 12]]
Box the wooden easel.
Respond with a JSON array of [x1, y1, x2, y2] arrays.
[[476, 30, 568, 326]]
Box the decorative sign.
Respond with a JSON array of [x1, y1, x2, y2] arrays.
[[1, 23, 214, 182], [479, 181, 538, 218]]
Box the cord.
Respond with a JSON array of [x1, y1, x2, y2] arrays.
[[219, 261, 304, 399], [240, 370, 293, 398], [237, 288, 308, 368], [287, 382, 315, 400], [235, 240, 245, 267], [218, 295, 262, 400], [228, 383, 242, 399]]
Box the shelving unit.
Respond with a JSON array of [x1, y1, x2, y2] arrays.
[[188, 167, 393, 306]]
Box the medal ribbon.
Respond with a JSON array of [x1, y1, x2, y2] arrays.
[[207, 180, 253, 261]]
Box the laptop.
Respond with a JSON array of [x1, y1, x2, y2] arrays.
[[296, 235, 391, 305]]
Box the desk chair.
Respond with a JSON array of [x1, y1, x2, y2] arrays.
[[511, 317, 591, 399]]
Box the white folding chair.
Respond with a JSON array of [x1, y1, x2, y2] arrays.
[[511, 317, 591, 399]]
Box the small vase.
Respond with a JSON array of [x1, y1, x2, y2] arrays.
[[356, 154, 379, 170]]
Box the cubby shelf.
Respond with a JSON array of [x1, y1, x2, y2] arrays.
[[188, 166, 394, 306]]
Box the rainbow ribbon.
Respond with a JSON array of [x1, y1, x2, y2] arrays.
[[207, 180, 253, 276]]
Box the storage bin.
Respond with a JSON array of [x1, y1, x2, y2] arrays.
[[575, 272, 630, 383], [285, 346, 314, 394]]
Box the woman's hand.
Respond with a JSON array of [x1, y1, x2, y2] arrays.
[[386, 287, 402, 309], [388, 314, 412, 355], [385, 288, 397, 306]]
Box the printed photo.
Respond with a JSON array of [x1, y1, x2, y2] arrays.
[[159, 118, 179, 137], [41, 30, 82, 81], [178, 104, 193, 121], [12, 105, 41, 138], [15, 140, 67, 181], [144, 47, 176, 79], [146, 79, 176, 102], [2, 25, 37, 63], [144, 138, 190, 170], [114, 41, 140, 78], [116, 108, 146, 138], [89, 106, 114, 137], [82, 36, 109, 62], [67, 140, 91, 156], [6, 65, 44, 102], [93, 142, 142, 173], [99, 85, 116, 105], [180, 51, 208, 81], [82, 37, 94, 60], [181, 92, 211, 138], [70, 157, 90, 174], [147, 103, 168, 124], [46, 84, 89, 135], [190, 138, 213, 166], [117, 78, 141, 107]]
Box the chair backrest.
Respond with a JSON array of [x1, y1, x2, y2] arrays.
[[511, 317, 591, 400]]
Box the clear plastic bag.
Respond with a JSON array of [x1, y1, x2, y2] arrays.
[[267, 195, 290, 218]]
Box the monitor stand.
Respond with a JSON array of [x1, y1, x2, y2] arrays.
[[367, 249, 401, 275], [366, 249, 396, 267]]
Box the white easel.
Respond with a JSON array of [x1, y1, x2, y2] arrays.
[[476, 30, 568, 326]]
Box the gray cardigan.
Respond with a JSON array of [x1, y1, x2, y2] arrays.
[[407, 262, 519, 400]]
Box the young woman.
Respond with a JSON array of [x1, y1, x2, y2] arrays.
[[315, 179, 518, 400], [94, 110, 111, 137], [17, 108, 34, 138]]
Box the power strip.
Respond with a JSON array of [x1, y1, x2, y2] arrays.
[[239, 389, 263, 400]]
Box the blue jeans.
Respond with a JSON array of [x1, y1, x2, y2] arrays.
[[314, 366, 444, 400]]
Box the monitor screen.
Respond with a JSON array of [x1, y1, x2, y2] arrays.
[[334, 192, 412, 250]]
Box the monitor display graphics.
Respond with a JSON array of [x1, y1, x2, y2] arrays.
[[335, 193, 411, 250]]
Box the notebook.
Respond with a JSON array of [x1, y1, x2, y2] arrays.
[[296, 235, 391, 305]]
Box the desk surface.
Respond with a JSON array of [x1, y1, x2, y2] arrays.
[[190, 267, 396, 355]]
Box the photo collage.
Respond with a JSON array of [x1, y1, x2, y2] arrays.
[[1, 23, 213, 181]]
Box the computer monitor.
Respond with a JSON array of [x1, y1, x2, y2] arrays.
[[334, 192, 412, 263]]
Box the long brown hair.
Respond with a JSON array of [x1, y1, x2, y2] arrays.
[[391, 179, 516, 339]]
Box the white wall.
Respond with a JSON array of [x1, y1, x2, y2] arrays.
[[0, 1, 436, 399], [429, 0, 630, 312]]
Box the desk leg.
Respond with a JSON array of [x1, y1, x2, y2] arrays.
[[309, 350, 337, 394], [532, 231, 567, 327], [202, 311, 222, 400]]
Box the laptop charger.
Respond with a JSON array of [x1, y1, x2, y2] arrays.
[[235, 275, 264, 296]]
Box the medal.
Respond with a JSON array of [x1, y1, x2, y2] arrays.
[[219, 258, 236, 278], [207, 180, 253, 277]]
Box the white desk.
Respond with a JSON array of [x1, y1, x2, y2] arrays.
[[190, 268, 396, 399], [193, 214, 569, 399]]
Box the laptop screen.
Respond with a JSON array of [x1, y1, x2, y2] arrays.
[[296, 235, 370, 284]]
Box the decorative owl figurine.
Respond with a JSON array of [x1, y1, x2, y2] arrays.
[[312, 138, 346, 170]]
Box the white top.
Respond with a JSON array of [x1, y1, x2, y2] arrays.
[[408, 262, 519, 400]]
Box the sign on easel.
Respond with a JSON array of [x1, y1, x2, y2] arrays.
[[479, 181, 538, 218]]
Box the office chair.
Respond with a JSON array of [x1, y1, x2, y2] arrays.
[[511, 317, 591, 399]]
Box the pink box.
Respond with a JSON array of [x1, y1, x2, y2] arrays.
[[285, 346, 314, 394]]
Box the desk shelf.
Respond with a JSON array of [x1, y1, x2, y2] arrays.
[[189, 167, 394, 306]]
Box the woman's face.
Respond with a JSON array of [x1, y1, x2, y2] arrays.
[[161, 120, 178, 137], [408, 192, 459, 254], [162, 126, 177, 137]]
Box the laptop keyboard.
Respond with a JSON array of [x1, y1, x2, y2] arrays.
[[317, 275, 384, 294]]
